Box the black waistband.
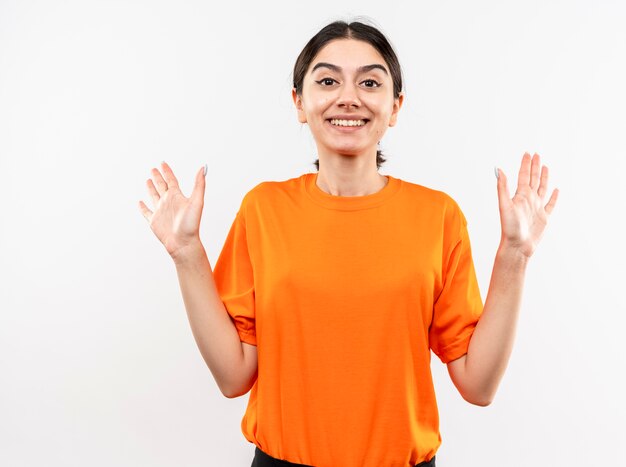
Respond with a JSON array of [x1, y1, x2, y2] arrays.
[[252, 446, 436, 467]]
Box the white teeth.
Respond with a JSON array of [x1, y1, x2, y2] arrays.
[[330, 119, 366, 127]]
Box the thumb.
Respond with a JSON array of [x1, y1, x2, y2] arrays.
[[496, 167, 511, 212], [191, 163, 207, 204]]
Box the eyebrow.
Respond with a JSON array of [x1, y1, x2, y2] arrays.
[[311, 62, 389, 75]]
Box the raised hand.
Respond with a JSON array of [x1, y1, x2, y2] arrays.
[[138, 161, 207, 259], [495, 152, 559, 258]]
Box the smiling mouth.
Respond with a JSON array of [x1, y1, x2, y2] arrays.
[[328, 118, 369, 127]]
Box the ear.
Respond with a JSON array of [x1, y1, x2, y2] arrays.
[[388, 92, 404, 127], [292, 88, 307, 124]]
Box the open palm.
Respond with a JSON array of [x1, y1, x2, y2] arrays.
[[496, 152, 559, 258], [138, 161, 207, 258]]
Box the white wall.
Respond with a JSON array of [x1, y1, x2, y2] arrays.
[[1, 1, 624, 465]]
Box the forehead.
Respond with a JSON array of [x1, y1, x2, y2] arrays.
[[308, 39, 388, 73]]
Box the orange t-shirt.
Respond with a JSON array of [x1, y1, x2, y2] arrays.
[[213, 172, 483, 467]]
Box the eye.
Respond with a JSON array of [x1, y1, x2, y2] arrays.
[[361, 79, 381, 88], [315, 78, 337, 86]]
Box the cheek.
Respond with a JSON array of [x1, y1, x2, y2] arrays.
[[304, 97, 332, 124], [311, 96, 332, 110]]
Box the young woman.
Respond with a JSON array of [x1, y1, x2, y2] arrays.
[[139, 20, 558, 467]]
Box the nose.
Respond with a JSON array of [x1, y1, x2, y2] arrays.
[[336, 82, 361, 108]]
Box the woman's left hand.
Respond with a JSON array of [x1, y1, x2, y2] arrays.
[[496, 152, 559, 258]]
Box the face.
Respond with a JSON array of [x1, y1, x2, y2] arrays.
[[292, 38, 403, 160]]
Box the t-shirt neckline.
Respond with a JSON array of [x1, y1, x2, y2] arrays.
[[303, 172, 402, 211]]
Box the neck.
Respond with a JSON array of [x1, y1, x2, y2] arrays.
[[315, 163, 388, 197]]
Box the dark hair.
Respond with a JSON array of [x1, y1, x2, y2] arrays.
[[293, 20, 403, 171]]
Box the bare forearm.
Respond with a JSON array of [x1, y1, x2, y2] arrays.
[[172, 240, 245, 397], [464, 243, 529, 404], [457, 152, 558, 405]]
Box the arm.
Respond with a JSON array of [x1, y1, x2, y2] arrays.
[[139, 161, 257, 399], [173, 241, 258, 398], [447, 152, 559, 406]]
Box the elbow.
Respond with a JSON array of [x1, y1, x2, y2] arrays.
[[223, 390, 239, 399], [220, 378, 257, 400], [218, 379, 241, 399], [468, 396, 493, 407], [218, 342, 258, 399], [456, 374, 497, 407], [221, 382, 244, 399], [223, 385, 251, 399], [222, 387, 241, 399], [219, 383, 235, 399], [462, 390, 494, 407]]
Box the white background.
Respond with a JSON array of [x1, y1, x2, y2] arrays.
[[1, 1, 624, 466]]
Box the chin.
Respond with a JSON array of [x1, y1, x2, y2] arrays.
[[320, 143, 373, 156], [334, 148, 374, 158]]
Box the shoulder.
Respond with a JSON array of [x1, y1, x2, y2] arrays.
[[398, 177, 467, 224], [238, 174, 306, 212]]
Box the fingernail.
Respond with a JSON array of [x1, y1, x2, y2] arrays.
[[494, 166, 499, 179], [203, 163, 208, 177]]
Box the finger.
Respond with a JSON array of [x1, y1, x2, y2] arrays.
[[517, 152, 532, 192], [191, 165, 207, 204], [146, 178, 160, 206], [151, 166, 168, 196], [544, 188, 559, 215], [496, 167, 512, 210], [530, 153, 541, 190], [160, 161, 181, 190], [537, 164, 549, 199], [138, 200, 153, 221]]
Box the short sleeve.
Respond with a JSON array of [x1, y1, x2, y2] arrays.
[[212, 208, 257, 346], [429, 203, 483, 363]]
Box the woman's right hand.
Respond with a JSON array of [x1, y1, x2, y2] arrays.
[[139, 161, 207, 259]]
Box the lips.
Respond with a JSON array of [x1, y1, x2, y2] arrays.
[[332, 119, 366, 127], [326, 117, 370, 128]]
